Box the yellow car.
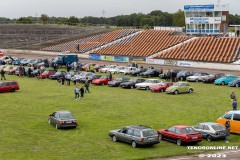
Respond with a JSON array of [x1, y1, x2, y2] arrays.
[[216, 110, 240, 134]]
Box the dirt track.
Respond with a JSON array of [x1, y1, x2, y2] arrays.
[[5, 52, 240, 75]]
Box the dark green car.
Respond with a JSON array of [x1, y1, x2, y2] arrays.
[[166, 82, 193, 95], [48, 110, 78, 129]]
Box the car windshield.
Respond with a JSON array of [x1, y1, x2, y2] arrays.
[[116, 78, 123, 81], [59, 112, 74, 119], [173, 83, 180, 86], [142, 130, 157, 137], [211, 124, 225, 131], [181, 127, 195, 134], [100, 77, 106, 79], [144, 80, 153, 83], [193, 73, 201, 76]]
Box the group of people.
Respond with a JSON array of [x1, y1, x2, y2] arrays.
[[73, 78, 90, 100]]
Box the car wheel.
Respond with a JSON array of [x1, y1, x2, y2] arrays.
[[10, 88, 15, 92], [101, 82, 105, 85], [160, 89, 164, 92], [131, 141, 137, 148], [176, 139, 182, 146], [174, 90, 179, 95], [112, 135, 117, 142], [221, 81, 225, 85], [146, 86, 150, 90], [55, 123, 59, 129], [236, 84, 239, 88], [206, 135, 212, 142], [158, 133, 163, 140], [189, 89, 193, 93], [48, 119, 51, 125]]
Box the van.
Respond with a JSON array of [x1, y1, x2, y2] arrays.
[[0, 81, 19, 93], [216, 110, 240, 134]]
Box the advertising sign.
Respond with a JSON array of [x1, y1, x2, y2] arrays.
[[184, 5, 214, 11], [186, 17, 221, 24], [101, 55, 114, 61], [129, 57, 146, 64], [114, 56, 129, 62], [89, 54, 101, 60], [178, 61, 194, 67], [164, 60, 177, 66], [146, 58, 164, 65]]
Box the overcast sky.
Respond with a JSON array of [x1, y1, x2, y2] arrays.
[[0, 0, 239, 18]]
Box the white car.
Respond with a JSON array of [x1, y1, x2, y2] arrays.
[[135, 79, 162, 90], [186, 72, 209, 82], [108, 66, 126, 74], [119, 67, 138, 75], [99, 65, 117, 73]]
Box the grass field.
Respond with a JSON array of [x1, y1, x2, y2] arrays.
[[0, 73, 240, 160]]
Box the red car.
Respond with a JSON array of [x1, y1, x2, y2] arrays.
[[92, 76, 115, 85], [157, 125, 202, 146], [40, 70, 57, 79], [0, 81, 19, 93], [150, 82, 173, 92]]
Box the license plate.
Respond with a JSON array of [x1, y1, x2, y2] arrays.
[[192, 136, 197, 139], [66, 121, 72, 124]]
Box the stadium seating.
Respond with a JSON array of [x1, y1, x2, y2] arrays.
[[154, 37, 240, 63]]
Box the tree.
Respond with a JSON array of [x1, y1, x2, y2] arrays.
[[172, 9, 185, 27], [67, 16, 80, 25], [40, 14, 49, 24], [16, 17, 32, 24]]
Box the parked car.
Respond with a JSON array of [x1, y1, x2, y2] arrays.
[[119, 67, 138, 75], [108, 66, 126, 74], [202, 73, 225, 83], [94, 64, 104, 72], [186, 72, 209, 82], [48, 110, 77, 129], [228, 78, 240, 87], [135, 79, 162, 90], [8, 66, 19, 75], [120, 78, 146, 89], [0, 81, 20, 93], [12, 58, 24, 65], [140, 69, 162, 77], [108, 77, 130, 87], [92, 76, 114, 85], [214, 74, 238, 85], [157, 125, 202, 146], [21, 59, 33, 66], [193, 122, 226, 141], [109, 125, 160, 148], [80, 75, 102, 83], [40, 70, 57, 79], [166, 82, 193, 95], [177, 71, 195, 81], [130, 68, 148, 76], [150, 82, 173, 92], [78, 72, 95, 82], [3, 66, 14, 73], [99, 65, 117, 73], [216, 110, 240, 134], [49, 71, 65, 80]]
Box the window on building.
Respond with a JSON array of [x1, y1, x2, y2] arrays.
[[210, 24, 214, 29], [199, 12, 206, 17], [206, 12, 213, 17], [214, 24, 220, 30], [215, 11, 222, 17]]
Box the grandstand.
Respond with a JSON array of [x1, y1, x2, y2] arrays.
[[42, 29, 139, 53], [0, 24, 111, 50], [91, 30, 190, 57], [152, 37, 240, 63]]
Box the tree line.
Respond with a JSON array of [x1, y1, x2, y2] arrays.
[[0, 10, 240, 28]]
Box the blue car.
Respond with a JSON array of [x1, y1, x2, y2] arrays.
[[214, 74, 238, 85]]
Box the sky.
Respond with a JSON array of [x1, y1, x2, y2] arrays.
[[0, 0, 239, 19]]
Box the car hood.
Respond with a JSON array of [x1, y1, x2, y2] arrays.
[[109, 129, 120, 134], [120, 81, 134, 85]]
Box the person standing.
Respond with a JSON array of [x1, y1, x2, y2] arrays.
[[232, 99, 238, 110], [61, 72, 65, 85], [225, 121, 230, 143], [74, 86, 80, 100], [109, 72, 112, 81], [80, 86, 84, 99], [85, 77, 90, 93], [1, 68, 6, 80]]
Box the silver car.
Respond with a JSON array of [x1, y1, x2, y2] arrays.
[[192, 122, 226, 141], [109, 125, 160, 148]]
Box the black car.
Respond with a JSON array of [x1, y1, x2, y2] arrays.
[[177, 71, 195, 81], [108, 77, 130, 87], [228, 78, 240, 87], [49, 71, 65, 80], [130, 68, 148, 76], [202, 73, 225, 83], [48, 110, 77, 129], [159, 70, 180, 79], [109, 125, 160, 148], [80, 74, 102, 83], [120, 78, 146, 89], [140, 69, 162, 77]]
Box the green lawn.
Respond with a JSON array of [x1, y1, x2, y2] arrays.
[[0, 73, 239, 160]]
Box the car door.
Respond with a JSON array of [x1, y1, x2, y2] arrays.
[[217, 113, 233, 130], [202, 125, 211, 137], [125, 128, 134, 143], [5, 82, 11, 92], [231, 114, 240, 133], [0, 82, 5, 92], [52, 112, 59, 125], [117, 128, 128, 142], [193, 124, 205, 137], [49, 112, 56, 124], [164, 127, 176, 141], [178, 83, 186, 93]]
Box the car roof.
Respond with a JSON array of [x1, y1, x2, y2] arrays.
[[128, 125, 153, 130], [146, 79, 159, 81], [56, 110, 72, 113], [197, 122, 220, 125], [0, 80, 17, 83], [226, 110, 240, 114], [173, 125, 191, 128], [225, 74, 235, 76]]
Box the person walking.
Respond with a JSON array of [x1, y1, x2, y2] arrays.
[[1, 68, 6, 80], [230, 92, 236, 101], [85, 77, 90, 93], [109, 72, 112, 81], [225, 121, 230, 143], [80, 86, 84, 99], [74, 86, 80, 100], [61, 72, 65, 85], [232, 99, 238, 110]]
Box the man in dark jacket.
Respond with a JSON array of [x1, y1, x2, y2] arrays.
[[1, 69, 6, 80], [85, 77, 90, 93]]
